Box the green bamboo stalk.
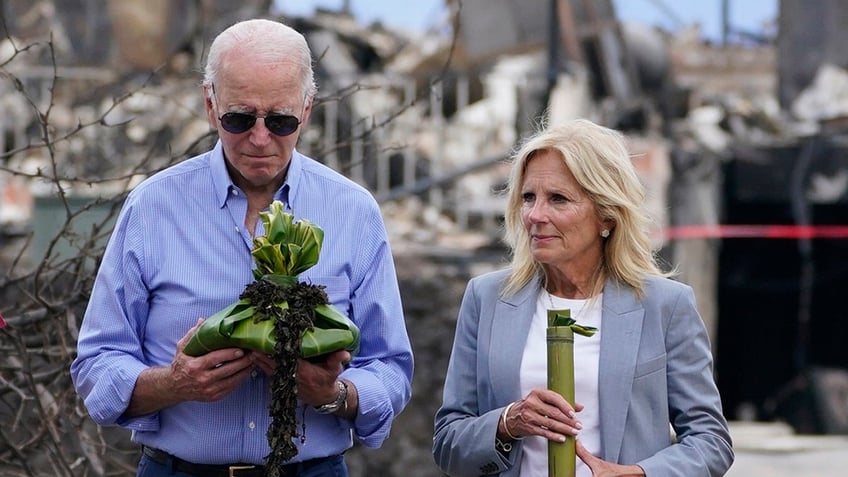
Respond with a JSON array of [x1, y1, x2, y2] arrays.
[[547, 309, 597, 477], [547, 309, 576, 477]]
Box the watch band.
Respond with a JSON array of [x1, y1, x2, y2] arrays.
[[313, 380, 348, 414]]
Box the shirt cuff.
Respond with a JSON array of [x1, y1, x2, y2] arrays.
[[342, 367, 393, 447]]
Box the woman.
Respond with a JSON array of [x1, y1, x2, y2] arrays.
[[433, 119, 733, 476]]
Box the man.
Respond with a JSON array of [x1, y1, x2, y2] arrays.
[[71, 18, 413, 477]]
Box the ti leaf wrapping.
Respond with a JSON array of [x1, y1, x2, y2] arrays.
[[183, 200, 360, 360], [180, 201, 360, 473]]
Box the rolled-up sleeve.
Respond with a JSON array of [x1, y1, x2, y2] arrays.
[[70, 202, 157, 430], [342, 205, 413, 447]]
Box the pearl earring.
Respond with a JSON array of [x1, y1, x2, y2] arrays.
[[601, 229, 610, 238]]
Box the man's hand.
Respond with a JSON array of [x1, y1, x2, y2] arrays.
[[295, 349, 351, 407], [125, 319, 254, 417], [169, 319, 255, 401], [250, 351, 276, 375]]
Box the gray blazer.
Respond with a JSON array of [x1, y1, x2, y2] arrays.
[[433, 268, 734, 477]]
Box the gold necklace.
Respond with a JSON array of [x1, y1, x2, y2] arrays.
[[546, 290, 588, 322]]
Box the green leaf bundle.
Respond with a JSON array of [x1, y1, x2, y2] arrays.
[[183, 201, 359, 358], [181, 200, 360, 471]]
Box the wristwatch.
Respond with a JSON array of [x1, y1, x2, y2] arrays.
[[314, 380, 348, 414]]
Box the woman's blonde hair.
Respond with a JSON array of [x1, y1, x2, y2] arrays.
[[502, 118, 668, 298]]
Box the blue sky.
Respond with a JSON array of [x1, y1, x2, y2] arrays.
[[273, 0, 446, 32], [273, 0, 778, 40]]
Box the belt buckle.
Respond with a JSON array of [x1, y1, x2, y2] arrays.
[[229, 465, 256, 477]]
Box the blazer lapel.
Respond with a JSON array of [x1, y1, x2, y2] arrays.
[[489, 276, 541, 406], [598, 279, 644, 462]]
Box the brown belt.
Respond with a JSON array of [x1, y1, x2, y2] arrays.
[[142, 446, 337, 477]]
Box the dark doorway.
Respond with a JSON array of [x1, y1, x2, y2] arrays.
[[716, 136, 848, 432]]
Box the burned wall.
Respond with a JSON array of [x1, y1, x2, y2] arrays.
[[777, 0, 848, 109], [716, 134, 848, 429]]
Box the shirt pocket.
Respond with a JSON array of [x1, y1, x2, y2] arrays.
[[309, 275, 351, 313], [633, 353, 666, 379]]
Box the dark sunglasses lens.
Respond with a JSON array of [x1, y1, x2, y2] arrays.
[[220, 113, 255, 134], [265, 115, 300, 136]]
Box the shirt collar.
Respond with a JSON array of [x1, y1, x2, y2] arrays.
[[209, 140, 302, 212]]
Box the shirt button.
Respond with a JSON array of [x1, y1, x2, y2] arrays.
[[251, 370, 258, 378], [248, 421, 256, 430], [232, 189, 239, 195]]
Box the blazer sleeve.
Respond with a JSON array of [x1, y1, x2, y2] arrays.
[[637, 281, 734, 476], [433, 275, 518, 477]]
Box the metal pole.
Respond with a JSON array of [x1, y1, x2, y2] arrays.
[[546, 0, 560, 101]]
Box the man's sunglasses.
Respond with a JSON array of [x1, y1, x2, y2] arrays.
[[212, 88, 302, 137], [219, 111, 301, 137]]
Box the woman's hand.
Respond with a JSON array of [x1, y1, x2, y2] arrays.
[[500, 387, 584, 442], [576, 440, 645, 477]]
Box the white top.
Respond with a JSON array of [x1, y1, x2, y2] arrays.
[[519, 291, 603, 477]]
